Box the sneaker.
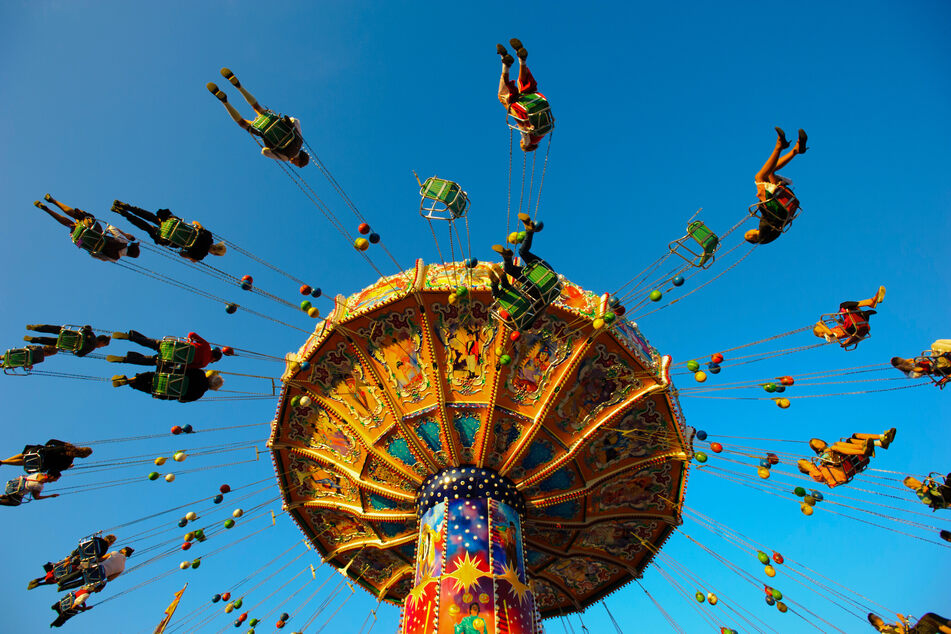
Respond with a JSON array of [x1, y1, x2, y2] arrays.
[[797, 459, 813, 475], [775, 126, 790, 150], [808, 438, 826, 454], [206, 82, 227, 102], [867, 613, 886, 631], [44, 193, 53, 202], [27, 579, 39, 590], [25, 325, 42, 331], [496, 43, 507, 56], [33, 200, 46, 209], [219, 67, 240, 87], [862, 438, 875, 457], [515, 47, 528, 61], [902, 476, 921, 490], [111, 331, 129, 340], [111, 375, 128, 388], [509, 38, 523, 51], [106, 355, 125, 363], [502, 54, 514, 66], [491, 244, 513, 258], [797, 128, 808, 154], [517, 212, 535, 231], [874, 285, 886, 305], [22, 336, 36, 343], [880, 427, 896, 449]]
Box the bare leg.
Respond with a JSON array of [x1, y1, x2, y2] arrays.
[[207, 83, 252, 130], [754, 133, 786, 185], [220, 68, 267, 115], [43, 195, 88, 221], [34, 202, 76, 229], [830, 441, 867, 456], [855, 286, 886, 309], [498, 64, 515, 107]]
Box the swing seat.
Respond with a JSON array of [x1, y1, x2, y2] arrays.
[[159, 338, 196, 366], [3, 477, 26, 496], [3, 348, 40, 374], [70, 223, 107, 255], [491, 286, 539, 332], [55, 326, 87, 354], [57, 594, 77, 612], [523, 261, 562, 305], [668, 220, 719, 269], [419, 177, 469, 221], [915, 352, 951, 389], [507, 93, 554, 137], [152, 372, 190, 401], [82, 564, 107, 586], [77, 535, 105, 563], [251, 111, 302, 155], [52, 560, 72, 581], [23, 451, 43, 473], [749, 185, 801, 233], [159, 217, 200, 248], [819, 312, 872, 351]]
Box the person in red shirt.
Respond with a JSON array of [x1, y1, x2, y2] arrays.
[[105, 330, 222, 368], [496, 38, 552, 152], [813, 286, 886, 349]]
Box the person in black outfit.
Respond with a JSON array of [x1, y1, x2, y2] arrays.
[[22, 325, 109, 357], [111, 200, 226, 262], [111, 368, 224, 402], [1, 439, 92, 472], [491, 212, 549, 303]]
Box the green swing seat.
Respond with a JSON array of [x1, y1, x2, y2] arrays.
[[419, 177, 469, 220], [510, 93, 554, 136], [159, 338, 196, 366], [151, 372, 190, 400], [55, 328, 87, 354], [159, 217, 200, 248], [70, 224, 106, 255], [250, 111, 301, 155], [668, 220, 719, 269], [3, 348, 39, 370]]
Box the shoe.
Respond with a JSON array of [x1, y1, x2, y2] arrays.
[[111, 331, 129, 340], [867, 614, 886, 631], [496, 43, 507, 56], [880, 427, 896, 449], [33, 200, 46, 209], [44, 193, 53, 202], [874, 285, 886, 305], [220, 67, 240, 87], [797, 128, 808, 154], [509, 38, 523, 51], [862, 439, 875, 457], [517, 212, 535, 231], [22, 336, 36, 343], [902, 476, 921, 490], [105, 355, 125, 363], [25, 325, 42, 331], [808, 438, 826, 454], [491, 244, 513, 258], [796, 459, 812, 475], [111, 375, 128, 388], [502, 54, 514, 66], [941, 529, 951, 543], [515, 47, 528, 60], [206, 82, 227, 102], [775, 126, 790, 149], [27, 579, 39, 590]]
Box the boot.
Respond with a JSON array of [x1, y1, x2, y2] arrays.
[[106, 355, 126, 363], [492, 244, 513, 258], [879, 427, 896, 449], [206, 82, 227, 102], [111, 375, 128, 388], [220, 67, 241, 87], [797, 128, 808, 154], [775, 126, 790, 149], [111, 331, 130, 340]]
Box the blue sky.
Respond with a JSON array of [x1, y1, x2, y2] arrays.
[[1, 1, 949, 632]]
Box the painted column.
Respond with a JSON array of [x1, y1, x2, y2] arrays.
[[401, 467, 541, 634]]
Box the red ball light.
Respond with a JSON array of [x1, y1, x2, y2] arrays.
[[499, 309, 510, 320], [780, 376, 795, 386], [510, 331, 521, 342], [711, 353, 724, 363], [772, 552, 784, 564], [300, 285, 312, 295], [614, 306, 626, 316], [182, 542, 191, 550], [220, 484, 231, 494], [241, 274, 253, 284], [358, 223, 370, 235], [221, 593, 231, 601], [710, 442, 723, 453], [221, 346, 234, 356], [171, 426, 183, 435]]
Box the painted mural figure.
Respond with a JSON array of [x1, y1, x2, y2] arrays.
[[513, 345, 551, 393], [455, 603, 487, 634], [499, 521, 520, 571]]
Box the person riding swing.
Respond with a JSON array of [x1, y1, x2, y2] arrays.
[[111, 200, 226, 262]]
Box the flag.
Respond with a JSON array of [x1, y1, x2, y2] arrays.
[[153, 583, 187, 634]]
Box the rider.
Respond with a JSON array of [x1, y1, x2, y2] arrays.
[[50, 584, 101, 628], [107, 330, 222, 369], [22, 324, 110, 357], [1, 439, 92, 473], [0, 472, 60, 506], [797, 428, 896, 488], [903, 472, 951, 511], [867, 611, 951, 633], [34, 194, 140, 261], [57, 546, 133, 592], [745, 126, 808, 245], [28, 534, 117, 590], [207, 68, 310, 167], [813, 286, 886, 348], [491, 212, 550, 304], [111, 368, 224, 402], [2, 344, 58, 370], [112, 200, 226, 262], [496, 38, 552, 152]]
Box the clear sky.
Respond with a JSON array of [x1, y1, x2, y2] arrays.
[[1, 1, 949, 632]]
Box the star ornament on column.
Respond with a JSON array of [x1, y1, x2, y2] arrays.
[[497, 563, 531, 605], [445, 551, 490, 593], [407, 574, 437, 607]]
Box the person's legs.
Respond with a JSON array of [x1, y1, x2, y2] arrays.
[[220, 68, 267, 115], [107, 351, 159, 366], [855, 286, 886, 309], [26, 325, 62, 335], [516, 60, 538, 94], [206, 83, 252, 129], [34, 202, 76, 229], [830, 441, 869, 456], [498, 61, 517, 107], [23, 336, 58, 346], [43, 195, 86, 220], [126, 330, 161, 351], [517, 228, 541, 265], [115, 209, 161, 242], [754, 128, 789, 184], [0, 453, 25, 466]]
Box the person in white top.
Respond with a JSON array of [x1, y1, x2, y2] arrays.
[[0, 472, 60, 506], [57, 546, 133, 591]]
